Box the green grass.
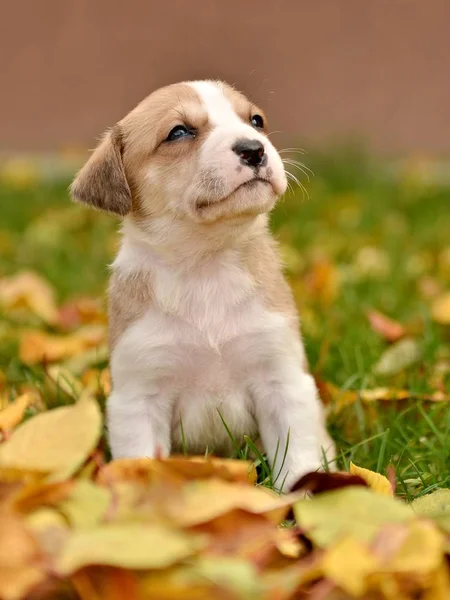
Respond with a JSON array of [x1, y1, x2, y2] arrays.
[[1, 146, 450, 499]]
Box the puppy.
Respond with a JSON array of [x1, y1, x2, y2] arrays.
[[71, 80, 335, 490]]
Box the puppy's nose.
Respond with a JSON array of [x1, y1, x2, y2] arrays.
[[232, 139, 265, 168]]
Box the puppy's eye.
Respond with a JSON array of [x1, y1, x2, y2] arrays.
[[166, 125, 194, 141], [250, 114, 264, 130]]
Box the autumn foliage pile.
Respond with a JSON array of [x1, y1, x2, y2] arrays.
[[0, 394, 448, 600]]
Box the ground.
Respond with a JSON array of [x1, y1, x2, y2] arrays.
[[1, 146, 450, 500]]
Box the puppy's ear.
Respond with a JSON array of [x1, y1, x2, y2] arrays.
[[70, 126, 132, 216]]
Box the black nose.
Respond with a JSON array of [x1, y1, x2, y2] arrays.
[[232, 139, 265, 168]]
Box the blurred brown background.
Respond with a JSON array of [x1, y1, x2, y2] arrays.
[[2, 0, 450, 155]]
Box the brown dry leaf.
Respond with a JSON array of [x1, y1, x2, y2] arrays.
[[159, 456, 257, 485], [12, 480, 74, 513], [0, 393, 34, 433], [0, 396, 102, 481], [290, 470, 368, 495], [0, 271, 58, 325], [367, 310, 406, 342], [321, 536, 379, 596], [57, 523, 204, 575], [192, 509, 281, 564], [19, 325, 106, 365], [0, 511, 46, 600], [98, 456, 257, 486], [349, 463, 394, 496], [431, 292, 450, 325]]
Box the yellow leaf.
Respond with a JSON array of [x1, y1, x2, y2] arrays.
[[0, 271, 58, 324], [0, 393, 34, 432], [19, 325, 106, 365], [56, 523, 204, 575], [167, 479, 296, 527], [360, 388, 410, 403], [373, 338, 422, 377], [0, 396, 102, 481], [349, 463, 393, 496], [431, 292, 450, 325], [294, 487, 413, 547], [321, 537, 379, 596], [389, 520, 444, 574], [57, 480, 111, 529]]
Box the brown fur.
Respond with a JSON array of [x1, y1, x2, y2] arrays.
[[108, 269, 152, 350], [70, 126, 131, 216]]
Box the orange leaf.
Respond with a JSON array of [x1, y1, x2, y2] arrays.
[[0, 394, 34, 433], [0, 271, 58, 325], [19, 326, 106, 365], [367, 310, 405, 342]]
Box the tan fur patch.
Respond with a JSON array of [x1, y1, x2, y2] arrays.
[[70, 126, 131, 216], [108, 269, 152, 350]]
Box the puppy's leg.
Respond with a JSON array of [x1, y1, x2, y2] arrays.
[[253, 368, 329, 491], [107, 383, 172, 459]]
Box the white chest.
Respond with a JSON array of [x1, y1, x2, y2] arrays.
[[111, 254, 291, 454]]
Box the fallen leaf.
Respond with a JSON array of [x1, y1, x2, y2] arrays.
[[349, 463, 394, 496], [388, 520, 444, 574], [19, 325, 106, 365], [321, 536, 379, 596], [57, 480, 111, 528], [373, 338, 422, 377], [26, 508, 69, 559], [304, 259, 340, 304], [367, 310, 406, 342], [359, 388, 411, 402], [0, 393, 34, 433], [290, 471, 368, 495], [81, 369, 111, 397], [58, 296, 107, 330], [0, 271, 58, 325], [432, 292, 450, 325], [13, 480, 74, 513], [411, 489, 450, 519], [0, 396, 102, 481], [166, 479, 296, 527], [0, 511, 46, 600], [57, 523, 204, 574], [98, 456, 257, 486], [294, 487, 413, 547]]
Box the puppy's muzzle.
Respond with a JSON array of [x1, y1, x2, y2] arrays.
[[232, 138, 267, 168]]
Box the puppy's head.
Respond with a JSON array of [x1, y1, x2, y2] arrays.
[[71, 81, 287, 224]]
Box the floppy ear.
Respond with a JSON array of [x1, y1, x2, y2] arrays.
[[70, 126, 132, 216]]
